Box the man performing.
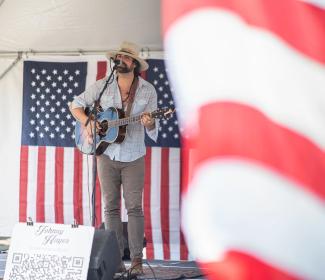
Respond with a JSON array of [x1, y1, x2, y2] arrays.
[[70, 41, 159, 275]]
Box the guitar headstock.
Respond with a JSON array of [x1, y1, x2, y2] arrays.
[[151, 108, 176, 120]]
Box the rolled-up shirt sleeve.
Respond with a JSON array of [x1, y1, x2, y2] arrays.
[[144, 86, 159, 142], [71, 79, 105, 109]]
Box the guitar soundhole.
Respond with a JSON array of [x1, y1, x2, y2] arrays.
[[98, 120, 108, 136]]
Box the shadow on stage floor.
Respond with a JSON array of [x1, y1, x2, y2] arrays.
[[0, 252, 206, 280]]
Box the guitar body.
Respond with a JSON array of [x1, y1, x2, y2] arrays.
[[75, 107, 127, 155]]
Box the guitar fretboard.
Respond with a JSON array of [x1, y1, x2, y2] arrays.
[[108, 114, 142, 127], [99, 108, 170, 130]]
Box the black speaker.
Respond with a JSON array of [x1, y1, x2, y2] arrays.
[[87, 229, 121, 280]]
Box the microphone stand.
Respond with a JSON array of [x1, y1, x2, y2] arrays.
[[86, 64, 117, 227]]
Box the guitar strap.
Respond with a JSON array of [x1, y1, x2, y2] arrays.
[[124, 76, 139, 117]]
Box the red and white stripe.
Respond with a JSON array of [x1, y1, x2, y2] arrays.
[[144, 147, 186, 260], [163, 0, 325, 278]]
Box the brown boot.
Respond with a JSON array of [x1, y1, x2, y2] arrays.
[[131, 257, 144, 275]]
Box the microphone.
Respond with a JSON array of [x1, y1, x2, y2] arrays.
[[113, 59, 123, 68]]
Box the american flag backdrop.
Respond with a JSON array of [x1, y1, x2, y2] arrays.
[[19, 58, 189, 260], [163, 0, 325, 279]]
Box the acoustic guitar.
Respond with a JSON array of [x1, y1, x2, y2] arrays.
[[75, 106, 174, 155]]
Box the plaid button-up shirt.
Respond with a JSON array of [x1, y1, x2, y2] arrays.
[[71, 75, 158, 162]]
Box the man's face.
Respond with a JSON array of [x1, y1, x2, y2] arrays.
[[115, 54, 136, 73]]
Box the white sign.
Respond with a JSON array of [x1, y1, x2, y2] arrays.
[[4, 222, 95, 280]]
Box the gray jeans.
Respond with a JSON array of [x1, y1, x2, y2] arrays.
[[97, 154, 145, 260]]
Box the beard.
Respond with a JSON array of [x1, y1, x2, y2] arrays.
[[116, 62, 133, 74]]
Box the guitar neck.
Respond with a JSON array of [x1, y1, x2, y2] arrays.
[[101, 107, 172, 129], [109, 114, 142, 128]]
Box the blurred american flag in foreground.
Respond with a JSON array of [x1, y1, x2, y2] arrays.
[[163, 0, 325, 279]]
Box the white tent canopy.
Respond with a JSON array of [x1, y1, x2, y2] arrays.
[[0, 0, 163, 237], [0, 0, 162, 56]]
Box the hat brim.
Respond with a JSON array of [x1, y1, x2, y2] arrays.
[[106, 50, 149, 72]]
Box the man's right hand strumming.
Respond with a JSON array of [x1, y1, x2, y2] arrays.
[[84, 120, 101, 139], [70, 105, 100, 143]]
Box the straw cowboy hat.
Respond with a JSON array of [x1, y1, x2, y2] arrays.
[[106, 41, 149, 72]]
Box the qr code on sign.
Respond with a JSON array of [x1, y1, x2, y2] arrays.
[[8, 253, 84, 280]]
